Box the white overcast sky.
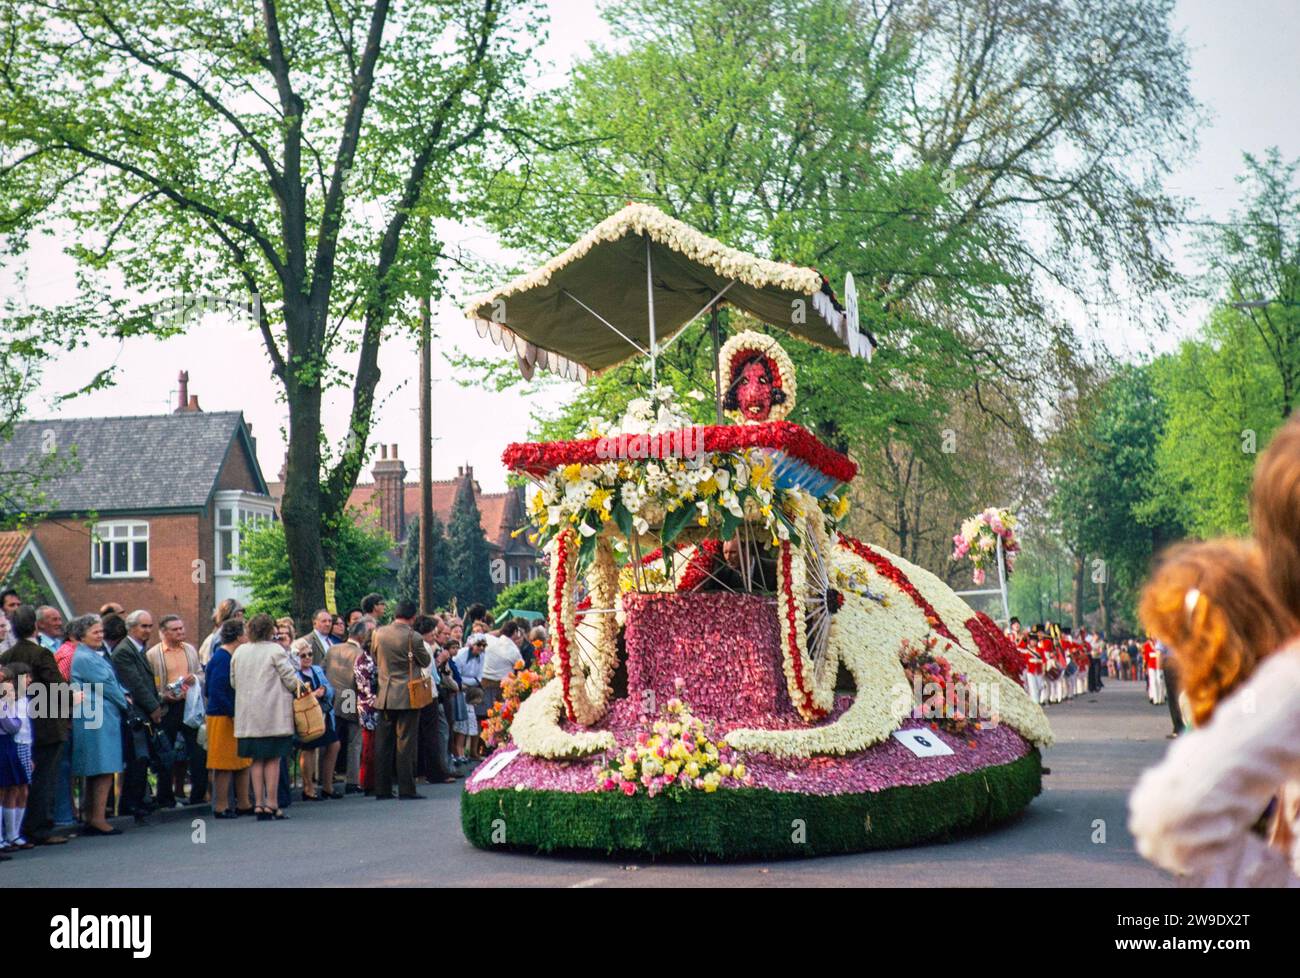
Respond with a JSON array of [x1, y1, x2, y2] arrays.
[[9, 0, 1300, 492]]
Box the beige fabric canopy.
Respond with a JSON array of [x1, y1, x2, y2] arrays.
[[463, 203, 875, 381]]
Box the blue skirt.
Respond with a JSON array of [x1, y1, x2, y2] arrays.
[[0, 733, 28, 788]]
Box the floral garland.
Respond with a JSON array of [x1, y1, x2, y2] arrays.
[[719, 329, 798, 423], [963, 612, 1025, 682], [725, 537, 1054, 756], [503, 420, 857, 484], [592, 679, 753, 797], [836, 533, 958, 642], [548, 529, 578, 721]]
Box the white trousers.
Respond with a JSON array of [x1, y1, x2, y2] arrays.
[[1025, 672, 1043, 705], [1148, 668, 1166, 705]]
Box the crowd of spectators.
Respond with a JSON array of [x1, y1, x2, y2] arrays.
[[0, 586, 545, 856]]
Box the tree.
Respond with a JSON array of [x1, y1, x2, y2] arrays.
[[397, 514, 452, 612], [491, 577, 547, 620], [445, 480, 494, 611], [1197, 148, 1300, 418], [1050, 364, 1185, 633], [1148, 308, 1280, 538], [0, 0, 544, 621], [234, 515, 393, 621], [456, 0, 1196, 578]]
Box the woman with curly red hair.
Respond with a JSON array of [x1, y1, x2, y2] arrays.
[[1130, 416, 1300, 886], [1136, 539, 1293, 728]]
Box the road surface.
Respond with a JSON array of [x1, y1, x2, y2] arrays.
[[6, 679, 1176, 887]]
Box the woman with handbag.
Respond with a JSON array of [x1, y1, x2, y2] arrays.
[[293, 648, 337, 800], [204, 618, 253, 818], [230, 614, 300, 821]]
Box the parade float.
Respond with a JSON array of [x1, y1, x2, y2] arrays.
[[459, 204, 1051, 858]]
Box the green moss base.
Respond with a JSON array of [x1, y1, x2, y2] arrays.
[[461, 750, 1041, 860]]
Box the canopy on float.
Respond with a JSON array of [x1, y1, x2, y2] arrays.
[[462, 203, 876, 382]]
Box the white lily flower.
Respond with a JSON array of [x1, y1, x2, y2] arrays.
[[578, 521, 596, 537]]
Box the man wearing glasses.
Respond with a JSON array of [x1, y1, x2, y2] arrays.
[[146, 616, 208, 807], [112, 610, 163, 820]]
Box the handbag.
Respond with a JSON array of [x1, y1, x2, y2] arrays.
[[293, 681, 327, 741], [407, 646, 434, 710]]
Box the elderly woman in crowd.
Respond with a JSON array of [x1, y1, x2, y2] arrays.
[[205, 617, 253, 818], [353, 621, 379, 794], [69, 614, 130, 836], [231, 613, 299, 821], [199, 599, 243, 668], [293, 642, 337, 801]]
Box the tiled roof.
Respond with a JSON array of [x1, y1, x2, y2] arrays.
[[0, 412, 262, 514], [0, 530, 31, 581], [347, 478, 525, 551]]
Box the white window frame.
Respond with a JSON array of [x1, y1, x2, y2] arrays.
[[91, 520, 150, 579], [214, 491, 275, 577]]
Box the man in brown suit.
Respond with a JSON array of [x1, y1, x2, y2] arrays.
[[0, 605, 72, 844], [371, 600, 431, 799]]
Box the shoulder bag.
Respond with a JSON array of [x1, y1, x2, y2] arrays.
[[407, 644, 434, 710], [293, 678, 327, 741]]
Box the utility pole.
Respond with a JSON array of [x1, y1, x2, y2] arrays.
[[418, 221, 435, 613]]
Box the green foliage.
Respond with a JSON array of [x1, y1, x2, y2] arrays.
[[235, 515, 394, 621], [491, 578, 548, 621], [446, 482, 495, 611], [397, 514, 453, 612], [1195, 148, 1300, 418], [462, 750, 1041, 858], [1050, 363, 1186, 628], [0, 0, 546, 618], [1148, 308, 1280, 538]]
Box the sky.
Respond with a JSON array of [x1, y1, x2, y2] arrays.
[[8, 0, 1300, 493]]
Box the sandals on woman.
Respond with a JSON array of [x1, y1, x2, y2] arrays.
[[255, 806, 273, 822]]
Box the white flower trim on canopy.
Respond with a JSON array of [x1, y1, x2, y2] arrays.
[[719, 329, 799, 423], [463, 203, 849, 380]]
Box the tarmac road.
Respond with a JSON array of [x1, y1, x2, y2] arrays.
[[6, 679, 1177, 888]]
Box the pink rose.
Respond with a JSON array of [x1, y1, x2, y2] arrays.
[[621, 781, 637, 797]]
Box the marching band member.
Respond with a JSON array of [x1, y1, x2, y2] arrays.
[[1143, 636, 1165, 705]]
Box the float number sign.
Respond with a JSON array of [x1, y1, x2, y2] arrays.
[[892, 728, 955, 757]]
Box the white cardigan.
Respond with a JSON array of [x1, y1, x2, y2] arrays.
[[1128, 645, 1300, 886]]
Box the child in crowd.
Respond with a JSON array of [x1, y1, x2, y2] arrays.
[[0, 663, 34, 851]]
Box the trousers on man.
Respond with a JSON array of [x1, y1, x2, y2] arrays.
[[375, 708, 420, 797], [23, 741, 64, 840]]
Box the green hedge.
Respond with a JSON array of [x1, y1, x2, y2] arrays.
[[461, 750, 1041, 860]]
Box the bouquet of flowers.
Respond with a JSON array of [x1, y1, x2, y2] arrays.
[[898, 634, 983, 738], [951, 507, 1020, 585], [592, 678, 752, 797], [480, 658, 556, 749]]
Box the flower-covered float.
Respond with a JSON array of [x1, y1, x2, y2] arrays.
[[459, 206, 1051, 858]]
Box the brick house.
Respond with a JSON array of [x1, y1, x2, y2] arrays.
[[333, 448, 541, 590], [0, 376, 275, 632]]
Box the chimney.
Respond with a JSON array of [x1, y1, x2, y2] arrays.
[[187, 394, 201, 412], [372, 442, 407, 542], [245, 422, 256, 457], [176, 371, 189, 413]]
